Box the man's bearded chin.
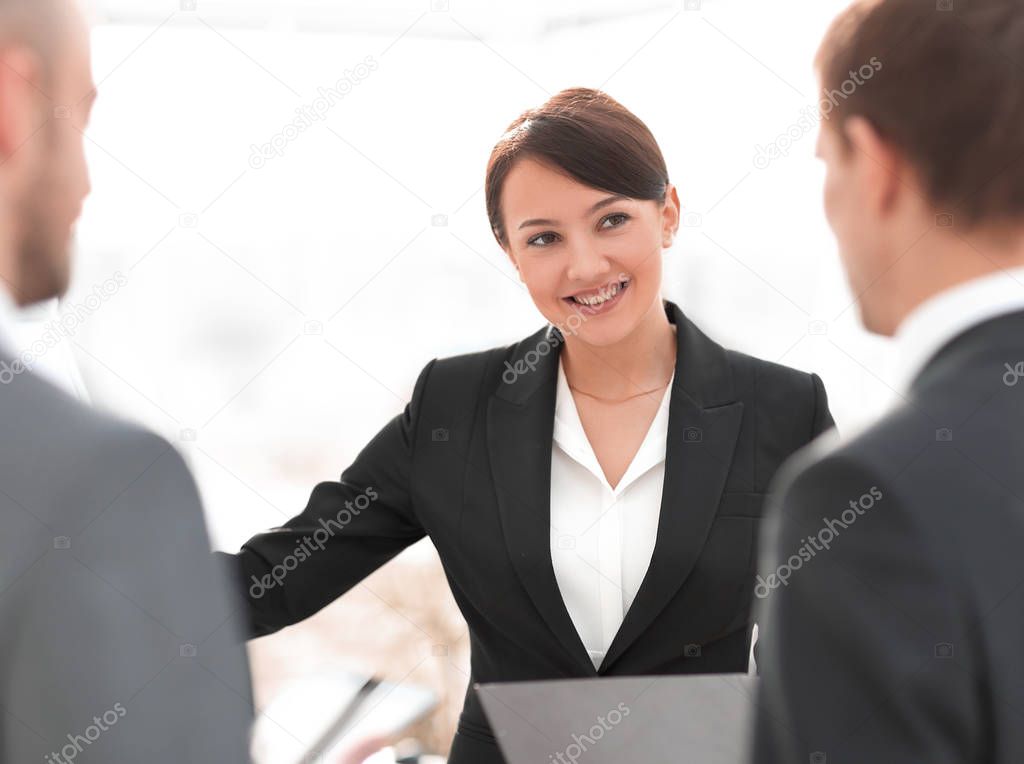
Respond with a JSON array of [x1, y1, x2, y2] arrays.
[[14, 165, 72, 306]]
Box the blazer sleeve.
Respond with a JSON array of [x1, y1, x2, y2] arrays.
[[752, 452, 980, 764], [217, 359, 436, 639]]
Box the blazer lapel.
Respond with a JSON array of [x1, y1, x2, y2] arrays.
[[487, 326, 597, 676], [486, 302, 744, 676], [599, 302, 744, 672]]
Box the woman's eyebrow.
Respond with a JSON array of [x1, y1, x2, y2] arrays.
[[517, 194, 629, 230]]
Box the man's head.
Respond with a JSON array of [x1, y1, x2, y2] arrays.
[[0, 0, 94, 307], [815, 0, 1024, 335]]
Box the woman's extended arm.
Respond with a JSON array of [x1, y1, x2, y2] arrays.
[[215, 359, 436, 639]]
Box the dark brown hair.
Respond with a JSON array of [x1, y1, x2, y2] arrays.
[[485, 87, 669, 246], [816, 0, 1024, 229]]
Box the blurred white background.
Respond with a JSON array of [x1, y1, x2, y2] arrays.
[[16, 0, 903, 754]]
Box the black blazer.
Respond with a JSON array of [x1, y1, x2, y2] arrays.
[[754, 309, 1024, 764], [220, 300, 834, 763]]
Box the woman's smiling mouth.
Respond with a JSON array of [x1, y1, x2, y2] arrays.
[[563, 276, 631, 315]]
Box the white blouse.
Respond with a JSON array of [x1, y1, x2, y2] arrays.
[[549, 358, 674, 670]]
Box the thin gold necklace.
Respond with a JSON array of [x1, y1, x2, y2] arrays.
[[569, 380, 671, 404]]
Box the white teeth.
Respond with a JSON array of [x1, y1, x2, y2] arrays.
[[572, 280, 627, 306]]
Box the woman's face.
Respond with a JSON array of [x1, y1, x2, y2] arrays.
[[501, 157, 679, 347]]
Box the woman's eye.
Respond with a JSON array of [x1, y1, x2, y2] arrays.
[[527, 232, 558, 247], [601, 213, 630, 229]]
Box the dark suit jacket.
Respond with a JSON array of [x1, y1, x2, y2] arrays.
[[0, 356, 253, 762], [220, 300, 833, 763], [754, 310, 1024, 764]]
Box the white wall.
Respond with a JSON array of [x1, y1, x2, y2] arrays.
[[57, 0, 901, 550]]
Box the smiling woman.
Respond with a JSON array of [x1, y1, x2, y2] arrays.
[[486, 90, 677, 364], [219, 86, 837, 764]]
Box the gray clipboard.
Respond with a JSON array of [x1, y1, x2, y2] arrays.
[[477, 673, 757, 764]]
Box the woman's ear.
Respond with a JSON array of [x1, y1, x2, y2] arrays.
[[662, 184, 681, 248]]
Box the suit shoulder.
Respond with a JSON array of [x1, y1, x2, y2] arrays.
[[424, 329, 546, 397], [770, 414, 917, 520], [8, 371, 185, 476], [825, 404, 925, 477], [61, 411, 191, 507], [4, 369, 171, 452], [725, 349, 832, 453], [429, 345, 503, 380], [725, 348, 820, 399]]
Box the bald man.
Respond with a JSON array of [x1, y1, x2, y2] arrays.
[[0, 2, 254, 761]]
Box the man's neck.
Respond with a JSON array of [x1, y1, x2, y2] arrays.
[[888, 226, 1024, 335]]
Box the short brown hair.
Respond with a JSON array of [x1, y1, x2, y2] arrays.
[[485, 87, 669, 246], [816, 0, 1024, 229]]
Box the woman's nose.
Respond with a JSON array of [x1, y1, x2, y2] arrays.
[[565, 242, 612, 283]]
